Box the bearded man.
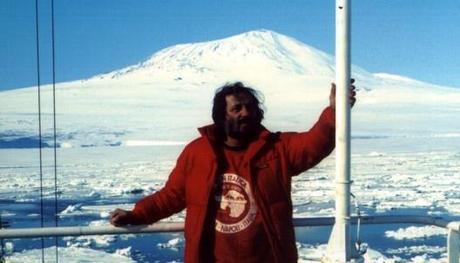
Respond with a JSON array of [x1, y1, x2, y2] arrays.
[[110, 81, 356, 262]]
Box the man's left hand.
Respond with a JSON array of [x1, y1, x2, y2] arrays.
[[329, 78, 356, 110]]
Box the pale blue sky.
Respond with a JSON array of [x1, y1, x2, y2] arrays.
[[1, 0, 459, 91]]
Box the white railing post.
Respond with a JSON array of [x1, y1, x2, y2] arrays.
[[447, 222, 460, 263], [324, 0, 362, 261]]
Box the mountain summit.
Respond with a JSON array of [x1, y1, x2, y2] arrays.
[[95, 29, 344, 83]]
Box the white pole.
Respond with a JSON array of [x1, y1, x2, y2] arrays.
[[324, 0, 362, 261], [447, 222, 460, 263]]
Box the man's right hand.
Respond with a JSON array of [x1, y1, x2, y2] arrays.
[[110, 208, 132, 227], [329, 78, 357, 110]]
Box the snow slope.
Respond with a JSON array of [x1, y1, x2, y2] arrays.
[[1, 29, 459, 149]]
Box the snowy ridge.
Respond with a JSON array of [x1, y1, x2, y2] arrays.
[[374, 72, 460, 91], [93, 29, 340, 82]]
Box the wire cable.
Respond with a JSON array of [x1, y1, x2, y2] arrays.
[[0, 213, 5, 262], [350, 192, 367, 255], [34, 0, 45, 262], [51, 0, 59, 261]]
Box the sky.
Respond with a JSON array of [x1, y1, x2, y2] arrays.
[[0, 0, 459, 91]]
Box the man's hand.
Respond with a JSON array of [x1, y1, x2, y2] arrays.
[[110, 208, 132, 227], [329, 78, 357, 110]]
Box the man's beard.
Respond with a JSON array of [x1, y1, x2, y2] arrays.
[[224, 118, 258, 140]]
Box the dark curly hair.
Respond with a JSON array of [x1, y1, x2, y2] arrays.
[[212, 82, 264, 128]]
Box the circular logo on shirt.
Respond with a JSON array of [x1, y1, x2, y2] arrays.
[[214, 173, 257, 234]]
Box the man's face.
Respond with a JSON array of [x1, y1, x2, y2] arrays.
[[224, 93, 259, 139]]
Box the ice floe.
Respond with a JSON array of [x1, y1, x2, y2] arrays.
[[5, 246, 135, 263], [385, 226, 446, 240]]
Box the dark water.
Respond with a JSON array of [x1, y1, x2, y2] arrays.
[[0, 136, 52, 149]]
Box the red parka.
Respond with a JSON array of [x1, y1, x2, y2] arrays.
[[129, 107, 335, 262]]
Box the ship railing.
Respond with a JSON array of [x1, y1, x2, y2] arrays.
[[1, 215, 459, 262]]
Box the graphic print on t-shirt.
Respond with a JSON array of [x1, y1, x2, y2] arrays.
[[214, 173, 257, 234]]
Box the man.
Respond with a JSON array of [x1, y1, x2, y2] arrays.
[[111, 81, 356, 262]]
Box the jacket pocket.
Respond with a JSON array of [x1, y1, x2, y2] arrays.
[[253, 157, 290, 205]]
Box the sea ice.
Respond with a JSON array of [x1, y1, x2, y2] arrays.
[[4, 246, 135, 263], [385, 226, 446, 240]]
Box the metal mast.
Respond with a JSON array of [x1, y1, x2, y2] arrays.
[[324, 0, 362, 261]]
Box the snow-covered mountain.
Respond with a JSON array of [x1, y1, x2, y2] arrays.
[[93, 30, 337, 82], [1, 29, 459, 148]]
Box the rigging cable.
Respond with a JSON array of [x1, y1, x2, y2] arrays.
[[34, 0, 45, 262], [51, 0, 59, 261], [0, 213, 5, 262], [350, 192, 367, 255]]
